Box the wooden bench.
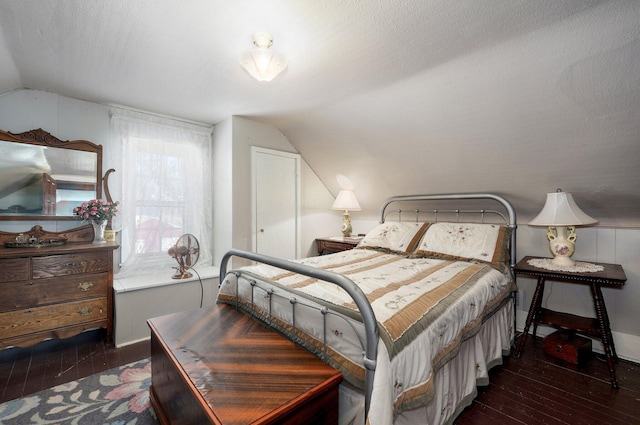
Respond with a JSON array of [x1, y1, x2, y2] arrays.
[[148, 303, 343, 424]]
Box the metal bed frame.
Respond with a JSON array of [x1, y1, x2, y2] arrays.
[[219, 193, 517, 423]]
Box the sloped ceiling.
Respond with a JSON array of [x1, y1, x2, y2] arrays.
[[0, 0, 638, 225]]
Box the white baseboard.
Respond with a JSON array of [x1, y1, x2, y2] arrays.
[[516, 310, 640, 364], [115, 336, 150, 348]]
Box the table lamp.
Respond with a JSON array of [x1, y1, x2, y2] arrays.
[[528, 189, 598, 266], [331, 190, 361, 237]]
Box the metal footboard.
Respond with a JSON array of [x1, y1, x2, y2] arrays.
[[219, 248, 379, 421]]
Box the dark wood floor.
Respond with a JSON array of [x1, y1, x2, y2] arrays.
[[0, 329, 149, 404], [1, 330, 639, 424], [456, 337, 640, 425]]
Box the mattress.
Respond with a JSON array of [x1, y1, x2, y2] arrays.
[[217, 248, 515, 424]]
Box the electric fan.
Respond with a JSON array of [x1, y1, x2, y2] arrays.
[[168, 234, 200, 279]]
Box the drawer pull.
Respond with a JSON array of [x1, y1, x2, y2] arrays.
[[64, 261, 88, 267], [78, 282, 94, 292], [26, 281, 34, 286], [77, 307, 93, 316]]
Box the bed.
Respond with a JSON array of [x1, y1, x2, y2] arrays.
[[218, 193, 517, 425]]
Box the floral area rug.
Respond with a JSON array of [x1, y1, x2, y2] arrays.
[[0, 359, 157, 425]]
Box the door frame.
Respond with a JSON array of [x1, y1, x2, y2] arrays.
[[250, 147, 301, 259]]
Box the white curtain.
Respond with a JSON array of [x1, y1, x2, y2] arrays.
[[111, 109, 213, 277]]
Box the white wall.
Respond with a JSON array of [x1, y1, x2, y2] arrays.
[[212, 116, 337, 265], [113, 267, 219, 347], [212, 117, 233, 267], [300, 160, 342, 257]]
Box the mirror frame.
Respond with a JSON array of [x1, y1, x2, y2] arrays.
[[0, 128, 103, 221]]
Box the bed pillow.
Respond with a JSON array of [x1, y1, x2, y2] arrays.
[[412, 222, 512, 270], [357, 221, 429, 254]]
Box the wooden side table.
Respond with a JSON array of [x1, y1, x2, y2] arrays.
[[315, 236, 362, 255], [514, 256, 626, 388]]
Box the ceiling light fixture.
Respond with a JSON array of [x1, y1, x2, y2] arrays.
[[239, 32, 287, 82]]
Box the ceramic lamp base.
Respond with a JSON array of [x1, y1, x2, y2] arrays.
[[547, 226, 576, 267], [341, 211, 352, 237]]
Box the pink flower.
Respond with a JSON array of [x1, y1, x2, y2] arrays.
[[73, 199, 120, 221]]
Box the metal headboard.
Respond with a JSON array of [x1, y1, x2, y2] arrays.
[[379, 193, 517, 268]]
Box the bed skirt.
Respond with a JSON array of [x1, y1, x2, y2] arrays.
[[338, 299, 514, 425]]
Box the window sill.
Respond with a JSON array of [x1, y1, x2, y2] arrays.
[[113, 265, 219, 293]]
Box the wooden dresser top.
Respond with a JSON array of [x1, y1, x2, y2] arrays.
[[0, 241, 119, 259]]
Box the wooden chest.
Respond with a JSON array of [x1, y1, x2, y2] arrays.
[[0, 226, 118, 349], [543, 331, 592, 367], [148, 304, 343, 425]]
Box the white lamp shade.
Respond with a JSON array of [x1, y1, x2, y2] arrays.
[[331, 190, 361, 211], [529, 191, 598, 226]]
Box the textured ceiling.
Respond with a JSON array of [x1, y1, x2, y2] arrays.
[[0, 0, 638, 225]]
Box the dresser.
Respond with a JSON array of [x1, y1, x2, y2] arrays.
[[0, 225, 118, 349]]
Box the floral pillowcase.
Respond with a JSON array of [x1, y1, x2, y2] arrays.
[[357, 221, 430, 254], [412, 222, 512, 270]]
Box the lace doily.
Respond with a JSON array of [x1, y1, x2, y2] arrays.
[[527, 258, 604, 273]]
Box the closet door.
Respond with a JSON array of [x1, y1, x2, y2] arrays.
[[251, 147, 300, 260]]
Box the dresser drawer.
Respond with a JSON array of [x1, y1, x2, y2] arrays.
[[0, 258, 29, 282], [31, 251, 110, 278], [0, 273, 108, 311], [0, 297, 108, 340]]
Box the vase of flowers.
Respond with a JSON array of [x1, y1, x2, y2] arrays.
[[73, 199, 120, 243]]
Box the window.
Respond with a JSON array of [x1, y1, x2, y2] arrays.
[[111, 110, 212, 276]]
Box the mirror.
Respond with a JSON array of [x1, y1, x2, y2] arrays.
[[0, 128, 103, 220]]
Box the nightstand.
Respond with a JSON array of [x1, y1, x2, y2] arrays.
[[315, 236, 362, 255], [514, 256, 626, 388]]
